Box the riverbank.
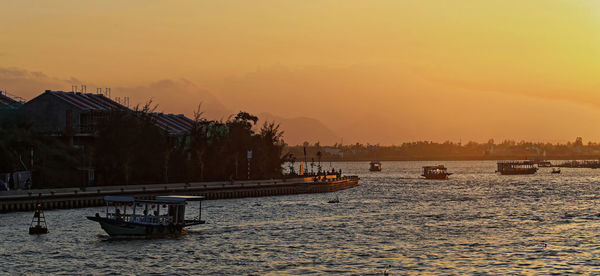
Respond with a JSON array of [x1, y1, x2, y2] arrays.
[[0, 176, 359, 213], [313, 156, 600, 162]]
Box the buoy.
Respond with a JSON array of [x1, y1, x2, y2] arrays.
[[29, 203, 49, 235]]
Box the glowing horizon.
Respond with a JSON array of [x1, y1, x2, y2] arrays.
[[2, 0, 600, 145]]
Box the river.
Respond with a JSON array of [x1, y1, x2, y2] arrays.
[[2, 161, 600, 274]]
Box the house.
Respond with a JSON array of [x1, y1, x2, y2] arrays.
[[0, 91, 23, 110], [22, 90, 129, 137], [323, 147, 344, 158], [22, 90, 195, 144], [150, 112, 195, 136], [20, 90, 197, 187]]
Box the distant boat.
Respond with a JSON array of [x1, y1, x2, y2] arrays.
[[87, 195, 205, 237], [328, 196, 340, 204], [552, 168, 561, 174], [369, 161, 382, 172], [496, 161, 537, 175], [422, 165, 453, 180], [538, 161, 552, 167]]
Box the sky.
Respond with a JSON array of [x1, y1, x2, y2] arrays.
[[2, 0, 600, 145]]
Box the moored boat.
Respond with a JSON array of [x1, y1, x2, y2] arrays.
[[537, 161, 552, 167], [496, 161, 537, 175], [87, 195, 205, 237], [422, 165, 453, 180], [369, 161, 382, 171]]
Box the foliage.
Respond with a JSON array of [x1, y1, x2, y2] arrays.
[[285, 137, 600, 161], [94, 103, 169, 185], [92, 107, 285, 186], [0, 110, 79, 188], [187, 110, 284, 181]]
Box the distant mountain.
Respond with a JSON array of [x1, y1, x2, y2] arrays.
[[258, 113, 339, 146], [117, 79, 232, 119]]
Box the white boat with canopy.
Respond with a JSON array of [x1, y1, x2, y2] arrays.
[[87, 195, 205, 237]]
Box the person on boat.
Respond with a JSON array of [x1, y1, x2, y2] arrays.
[[115, 208, 123, 221], [0, 178, 8, 191]]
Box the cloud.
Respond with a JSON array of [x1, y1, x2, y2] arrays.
[[0, 66, 340, 145], [115, 79, 231, 119], [0, 67, 231, 119], [258, 112, 339, 145], [0, 67, 75, 99], [210, 64, 600, 144]]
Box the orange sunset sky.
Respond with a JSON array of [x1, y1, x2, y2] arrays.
[[2, 0, 600, 145]]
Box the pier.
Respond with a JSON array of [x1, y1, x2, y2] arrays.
[[0, 176, 359, 213]]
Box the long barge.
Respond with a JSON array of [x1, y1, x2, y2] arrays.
[[0, 176, 359, 213], [496, 161, 537, 175]]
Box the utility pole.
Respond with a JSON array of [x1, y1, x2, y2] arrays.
[[247, 150, 252, 179]]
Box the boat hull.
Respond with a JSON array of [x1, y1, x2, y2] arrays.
[[87, 216, 184, 237], [422, 173, 452, 180], [498, 168, 537, 175]]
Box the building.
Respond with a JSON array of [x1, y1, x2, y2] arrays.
[[0, 90, 23, 110], [150, 112, 195, 136], [22, 90, 129, 138], [20, 90, 197, 187], [322, 147, 344, 158], [22, 90, 195, 142]]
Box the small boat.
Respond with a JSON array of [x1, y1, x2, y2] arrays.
[[328, 196, 340, 204], [552, 168, 561, 174], [87, 195, 205, 237], [537, 161, 552, 167], [422, 165, 453, 180], [369, 161, 382, 172], [29, 203, 49, 235], [496, 161, 538, 175]]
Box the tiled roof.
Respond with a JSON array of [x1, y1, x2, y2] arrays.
[[46, 90, 193, 135], [150, 113, 194, 135], [0, 92, 18, 106], [47, 90, 129, 111]]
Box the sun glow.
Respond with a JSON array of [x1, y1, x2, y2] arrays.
[[2, 0, 600, 144]]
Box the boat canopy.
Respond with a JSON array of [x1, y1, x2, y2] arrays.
[[497, 161, 534, 165], [423, 165, 447, 169], [156, 195, 205, 202], [104, 196, 136, 202], [104, 195, 205, 204]]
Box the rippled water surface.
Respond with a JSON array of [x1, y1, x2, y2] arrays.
[[3, 161, 600, 275]]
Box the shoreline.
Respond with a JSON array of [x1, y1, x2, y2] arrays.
[[0, 176, 359, 213], [314, 157, 600, 162]]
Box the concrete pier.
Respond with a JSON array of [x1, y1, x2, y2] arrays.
[[0, 176, 359, 213]]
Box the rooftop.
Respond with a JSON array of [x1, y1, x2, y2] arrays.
[[45, 90, 129, 111], [44, 90, 194, 135], [0, 91, 20, 108]]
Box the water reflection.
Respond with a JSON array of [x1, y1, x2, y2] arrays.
[[2, 161, 600, 274]]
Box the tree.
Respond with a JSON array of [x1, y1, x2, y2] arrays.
[[94, 102, 168, 185]]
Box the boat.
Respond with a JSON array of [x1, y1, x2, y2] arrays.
[[29, 203, 48, 235], [537, 161, 552, 167], [328, 196, 340, 204], [369, 161, 382, 171], [421, 165, 453, 180], [496, 161, 538, 175], [87, 195, 205, 237], [552, 168, 561, 174]]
